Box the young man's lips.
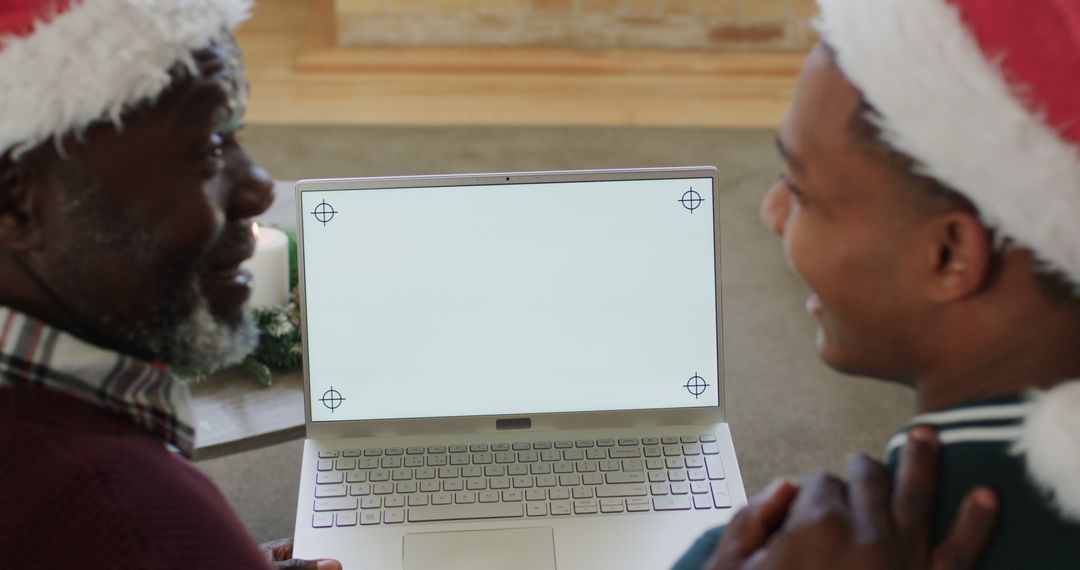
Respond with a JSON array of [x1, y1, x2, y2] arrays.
[[806, 292, 823, 315]]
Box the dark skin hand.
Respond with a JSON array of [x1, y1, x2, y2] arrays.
[[259, 538, 342, 570], [706, 426, 998, 570]]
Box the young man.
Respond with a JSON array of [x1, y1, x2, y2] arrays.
[[676, 0, 1080, 568], [0, 1, 337, 567]]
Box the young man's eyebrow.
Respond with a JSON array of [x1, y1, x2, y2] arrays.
[[775, 134, 805, 172]]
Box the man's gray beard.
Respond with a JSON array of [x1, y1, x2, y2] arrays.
[[55, 158, 259, 373], [161, 291, 260, 373], [100, 240, 262, 374]]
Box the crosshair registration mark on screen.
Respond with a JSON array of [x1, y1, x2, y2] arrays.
[[311, 200, 339, 226], [319, 386, 346, 412], [679, 188, 704, 213], [684, 373, 710, 399]]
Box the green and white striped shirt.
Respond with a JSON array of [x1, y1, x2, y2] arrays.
[[885, 395, 1080, 569], [674, 394, 1080, 569]]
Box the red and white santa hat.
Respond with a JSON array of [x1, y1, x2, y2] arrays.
[[818, 0, 1080, 521], [0, 0, 252, 158], [816, 0, 1080, 293]]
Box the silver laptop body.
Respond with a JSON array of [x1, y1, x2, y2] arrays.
[[292, 167, 747, 569]]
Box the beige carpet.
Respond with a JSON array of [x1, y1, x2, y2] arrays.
[[196, 125, 915, 543]]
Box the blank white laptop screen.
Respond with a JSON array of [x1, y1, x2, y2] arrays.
[[300, 177, 718, 422]]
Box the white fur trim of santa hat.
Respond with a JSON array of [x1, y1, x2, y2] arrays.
[[0, 0, 252, 158], [814, 0, 1080, 293], [1013, 380, 1080, 521]]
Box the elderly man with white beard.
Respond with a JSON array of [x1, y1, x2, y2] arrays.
[[0, 1, 339, 567]]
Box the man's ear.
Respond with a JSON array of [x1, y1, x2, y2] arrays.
[[921, 211, 993, 302], [0, 152, 45, 251]]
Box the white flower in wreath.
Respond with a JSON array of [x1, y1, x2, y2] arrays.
[[266, 311, 294, 337]]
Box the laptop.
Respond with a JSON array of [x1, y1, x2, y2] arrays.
[[291, 167, 747, 569]]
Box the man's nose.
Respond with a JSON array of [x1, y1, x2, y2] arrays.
[[225, 149, 274, 220], [760, 181, 789, 236]]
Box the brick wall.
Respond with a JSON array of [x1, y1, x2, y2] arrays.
[[335, 0, 819, 50]]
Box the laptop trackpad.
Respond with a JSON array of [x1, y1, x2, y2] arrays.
[[403, 527, 557, 570]]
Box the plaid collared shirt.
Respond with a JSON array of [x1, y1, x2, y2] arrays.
[[0, 306, 195, 457]]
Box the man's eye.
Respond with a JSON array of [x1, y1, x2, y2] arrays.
[[213, 129, 244, 152], [206, 131, 224, 151], [779, 174, 805, 202], [199, 133, 226, 174]]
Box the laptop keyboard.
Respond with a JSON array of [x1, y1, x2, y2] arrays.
[[310, 434, 732, 528]]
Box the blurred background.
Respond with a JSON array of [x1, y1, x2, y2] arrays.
[[196, 0, 915, 544]]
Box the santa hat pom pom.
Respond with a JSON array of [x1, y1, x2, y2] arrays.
[[1015, 380, 1080, 522]]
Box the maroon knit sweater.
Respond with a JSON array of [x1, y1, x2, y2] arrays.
[[0, 386, 272, 569]]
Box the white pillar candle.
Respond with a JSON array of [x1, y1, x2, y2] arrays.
[[242, 223, 290, 309]]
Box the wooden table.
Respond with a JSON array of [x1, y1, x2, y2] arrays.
[[190, 367, 306, 460]]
